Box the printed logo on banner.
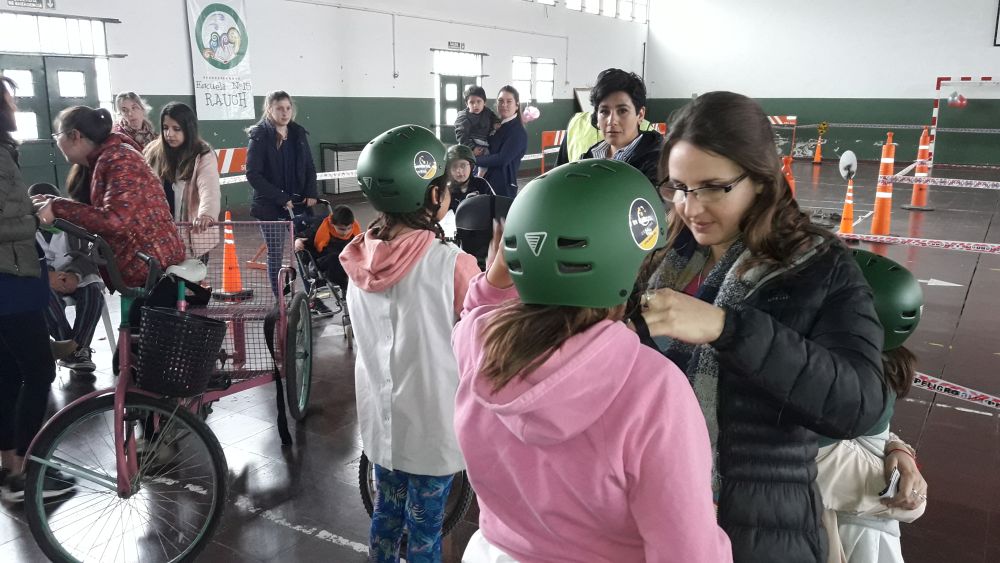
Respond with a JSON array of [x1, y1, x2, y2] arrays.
[[194, 3, 249, 70], [628, 198, 659, 250], [413, 152, 438, 180]]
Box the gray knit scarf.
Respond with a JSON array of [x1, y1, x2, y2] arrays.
[[647, 236, 770, 492]]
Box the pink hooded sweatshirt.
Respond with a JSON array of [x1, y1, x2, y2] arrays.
[[453, 274, 733, 563]]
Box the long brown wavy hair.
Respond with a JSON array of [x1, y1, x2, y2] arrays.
[[657, 91, 830, 274], [480, 303, 625, 393], [369, 175, 448, 242]]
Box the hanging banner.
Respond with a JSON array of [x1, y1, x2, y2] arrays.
[[186, 0, 254, 120]]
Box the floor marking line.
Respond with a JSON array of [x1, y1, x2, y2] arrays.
[[234, 495, 369, 554]]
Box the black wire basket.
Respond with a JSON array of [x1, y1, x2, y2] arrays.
[[135, 307, 228, 397]]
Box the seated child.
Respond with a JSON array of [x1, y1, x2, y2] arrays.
[[294, 204, 360, 313], [454, 85, 500, 157], [28, 183, 104, 374]]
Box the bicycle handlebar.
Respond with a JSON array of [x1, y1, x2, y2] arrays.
[[52, 219, 156, 299]]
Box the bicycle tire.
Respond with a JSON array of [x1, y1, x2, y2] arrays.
[[24, 393, 228, 563], [358, 451, 474, 537], [284, 292, 313, 421]]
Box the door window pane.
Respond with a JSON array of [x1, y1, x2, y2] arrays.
[[512, 80, 532, 102], [536, 81, 554, 103], [57, 71, 86, 98], [39, 17, 69, 54], [445, 108, 458, 126], [12, 112, 39, 141], [445, 83, 458, 102], [1, 70, 35, 97], [536, 59, 555, 81]]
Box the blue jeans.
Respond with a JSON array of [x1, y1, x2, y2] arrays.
[[370, 464, 454, 563], [259, 222, 288, 297]]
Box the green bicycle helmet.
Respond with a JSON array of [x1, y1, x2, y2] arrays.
[[446, 144, 477, 170], [503, 160, 667, 308], [852, 249, 923, 350], [356, 125, 446, 213]]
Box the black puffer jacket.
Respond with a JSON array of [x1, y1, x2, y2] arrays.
[[581, 129, 663, 185], [707, 237, 888, 562]]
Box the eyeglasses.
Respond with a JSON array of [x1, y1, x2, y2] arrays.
[[657, 172, 750, 204]]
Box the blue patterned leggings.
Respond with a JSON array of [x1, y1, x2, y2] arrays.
[[370, 464, 454, 563]]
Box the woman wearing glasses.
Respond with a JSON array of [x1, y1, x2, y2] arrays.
[[635, 92, 920, 563], [33, 106, 184, 291], [477, 85, 527, 199]]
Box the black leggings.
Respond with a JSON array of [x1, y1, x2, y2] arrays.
[[0, 309, 56, 456]]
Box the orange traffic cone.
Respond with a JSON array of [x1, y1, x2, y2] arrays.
[[813, 135, 823, 165], [901, 127, 934, 211], [782, 155, 796, 197], [212, 211, 254, 302], [871, 132, 895, 235], [838, 180, 855, 233]]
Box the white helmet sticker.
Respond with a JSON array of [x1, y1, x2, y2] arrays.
[[414, 151, 438, 180], [629, 198, 659, 250]]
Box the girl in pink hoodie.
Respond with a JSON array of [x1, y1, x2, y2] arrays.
[[339, 126, 480, 563], [452, 160, 732, 563]]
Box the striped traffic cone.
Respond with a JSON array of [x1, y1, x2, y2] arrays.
[[782, 155, 796, 197], [813, 135, 823, 165], [901, 127, 934, 211], [212, 211, 254, 302], [838, 179, 855, 233], [871, 132, 895, 236]]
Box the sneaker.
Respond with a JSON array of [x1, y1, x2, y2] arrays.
[[2, 469, 77, 502], [309, 298, 333, 317], [60, 347, 96, 371], [50, 339, 79, 361]]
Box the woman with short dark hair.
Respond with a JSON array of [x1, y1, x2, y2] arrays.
[[580, 68, 663, 185]]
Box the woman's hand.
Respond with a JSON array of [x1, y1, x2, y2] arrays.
[[294, 238, 306, 253], [485, 220, 512, 289], [33, 198, 56, 226], [305, 197, 317, 207], [882, 443, 927, 510], [640, 288, 726, 344], [193, 214, 215, 233]]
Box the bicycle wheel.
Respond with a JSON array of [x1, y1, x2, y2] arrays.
[[358, 451, 474, 537], [284, 292, 313, 421], [24, 393, 228, 563]]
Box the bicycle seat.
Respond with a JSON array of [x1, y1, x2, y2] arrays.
[[166, 259, 208, 284]]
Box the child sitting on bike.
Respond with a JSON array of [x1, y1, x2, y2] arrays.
[[340, 125, 480, 563], [452, 161, 732, 562], [293, 204, 360, 314]]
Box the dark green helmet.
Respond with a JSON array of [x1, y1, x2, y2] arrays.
[[356, 125, 446, 213], [852, 250, 923, 350], [446, 144, 477, 169], [503, 160, 667, 308]]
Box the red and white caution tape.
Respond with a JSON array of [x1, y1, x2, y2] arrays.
[[838, 233, 1000, 255], [889, 174, 1000, 191], [913, 372, 1000, 410], [792, 122, 1000, 134]]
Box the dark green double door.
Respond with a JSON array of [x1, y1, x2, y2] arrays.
[[1, 54, 99, 188]]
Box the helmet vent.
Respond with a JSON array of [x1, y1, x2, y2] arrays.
[[508, 260, 523, 273], [557, 237, 588, 249], [558, 262, 593, 274], [564, 172, 591, 179], [504, 235, 517, 250], [902, 310, 918, 319]]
